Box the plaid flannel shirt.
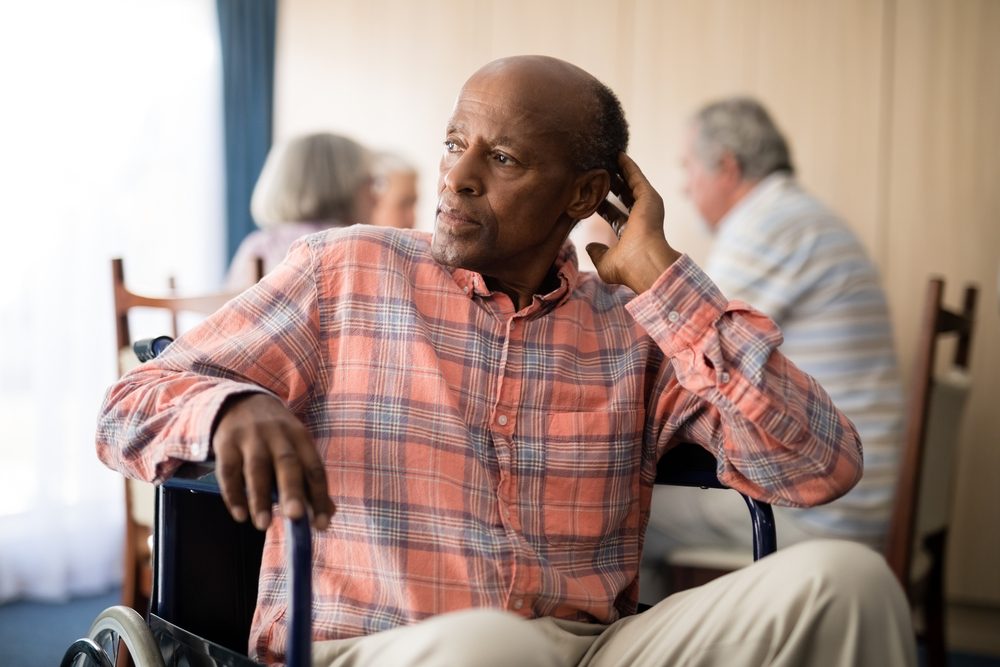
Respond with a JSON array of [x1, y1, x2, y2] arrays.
[[97, 226, 862, 663]]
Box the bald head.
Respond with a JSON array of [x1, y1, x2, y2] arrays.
[[462, 56, 628, 174], [471, 55, 593, 95]]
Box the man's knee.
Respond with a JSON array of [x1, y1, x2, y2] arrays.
[[770, 539, 909, 621], [766, 539, 916, 664], [781, 539, 892, 589]]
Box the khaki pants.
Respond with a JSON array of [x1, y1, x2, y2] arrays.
[[640, 485, 858, 604], [313, 540, 915, 667]]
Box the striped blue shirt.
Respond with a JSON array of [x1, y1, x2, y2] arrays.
[[705, 173, 903, 547]]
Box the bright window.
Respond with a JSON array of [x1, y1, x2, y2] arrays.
[[0, 0, 225, 601]]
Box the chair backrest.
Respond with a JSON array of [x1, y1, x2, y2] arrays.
[[112, 256, 264, 375], [884, 277, 978, 588]]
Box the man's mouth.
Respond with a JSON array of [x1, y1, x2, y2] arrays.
[[436, 205, 480, 230]]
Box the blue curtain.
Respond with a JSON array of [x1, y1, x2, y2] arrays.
[[216, 0, 277, 263]]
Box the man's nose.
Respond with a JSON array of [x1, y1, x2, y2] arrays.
[[442, 151, 482, 195]]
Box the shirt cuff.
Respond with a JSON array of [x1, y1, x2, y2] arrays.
[[625, 254, 728, 356]]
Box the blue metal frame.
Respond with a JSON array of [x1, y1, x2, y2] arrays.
[[742, 495, 777, 560], [656, 442, 777, 561], [153, 463, 312, 667]]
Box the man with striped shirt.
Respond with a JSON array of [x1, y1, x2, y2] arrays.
[[646, 97, 904, 589], [97, 59, 913, 666]]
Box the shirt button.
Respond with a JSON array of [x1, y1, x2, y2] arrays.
[[667, 311, 680, 323], [463, 286, 470, 294], [719, 371, 730, 384], [497, 414, 508, 426], [512, 598, 524, 610]]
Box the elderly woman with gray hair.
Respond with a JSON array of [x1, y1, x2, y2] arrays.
[[225, 132, 375, 290]]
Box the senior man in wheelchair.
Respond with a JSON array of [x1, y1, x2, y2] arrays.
[[97, 55, 914, 666]]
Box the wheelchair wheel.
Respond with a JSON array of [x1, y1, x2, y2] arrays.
[[86, 605, 164, 667]]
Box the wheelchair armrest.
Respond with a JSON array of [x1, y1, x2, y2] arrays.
[[655, 442, 725, 489], [162, 460, 222, 492], [133, 335, 174, 362]]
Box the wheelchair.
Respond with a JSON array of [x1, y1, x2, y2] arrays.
[[61, 457, 313, 667], [63, 337, 776, 667]]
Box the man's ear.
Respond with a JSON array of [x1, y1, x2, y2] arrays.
[[717, 152, 743, 185], [566, 169, 611, 220]]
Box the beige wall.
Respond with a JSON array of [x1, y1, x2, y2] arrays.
[[274, 0, 1000, 652], [885, 0, 1000, 619]]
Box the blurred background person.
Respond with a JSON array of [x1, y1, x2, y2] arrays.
[[369, 150, 419, 230], [226, 131, 375, 289], [643, 96, 905, 597]]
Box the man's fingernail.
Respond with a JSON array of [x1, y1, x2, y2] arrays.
[[285, 498, 304, 518], [232, 507, 248, 522], [255, 511, 270, 529], [315, 513, 330, 529]]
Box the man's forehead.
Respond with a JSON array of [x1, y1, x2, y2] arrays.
[[450, 71, 582, 136], [451, 93, 556, 131]]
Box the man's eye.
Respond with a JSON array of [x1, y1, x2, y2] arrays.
[[444, 140, 459, 152], [493, 152, 513, 165]]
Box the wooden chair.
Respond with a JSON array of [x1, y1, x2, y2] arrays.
[[112, 256, 263, 617], [885, 277, 977, 666], [658, 277, 978, 666]]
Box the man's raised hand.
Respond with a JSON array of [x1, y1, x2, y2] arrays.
[[587, 152, 681, 294]]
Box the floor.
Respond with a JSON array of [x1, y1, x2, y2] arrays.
[[2, 587, 999, 666], [0, 588, 120, 666]]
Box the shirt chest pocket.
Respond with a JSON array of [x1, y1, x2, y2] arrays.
[[532, 409, 644, 545]]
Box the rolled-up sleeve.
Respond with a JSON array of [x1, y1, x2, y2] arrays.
[[628, 254, 863, 507], [96, 238, 324, 483]]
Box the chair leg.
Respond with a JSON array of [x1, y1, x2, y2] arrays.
[[922, 530, 948, 667], [115, 640, 135, 667], [121, 530, 137, 611], [121, 511, 153, 616]]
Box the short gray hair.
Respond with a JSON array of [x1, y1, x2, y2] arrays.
[[250, 132, 372, 229], [692, 97, 794, 180]]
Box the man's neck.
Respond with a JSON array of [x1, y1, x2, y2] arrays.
[[485, 264, 561, 311], [711, 178, 763, 232], [729, 178, 759, 211]]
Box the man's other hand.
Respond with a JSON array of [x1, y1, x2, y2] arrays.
[[213, 393, 334, 531], [587, 152, 681, 293]]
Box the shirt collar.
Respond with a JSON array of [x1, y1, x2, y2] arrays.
[[450, 239, 581, 314]]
